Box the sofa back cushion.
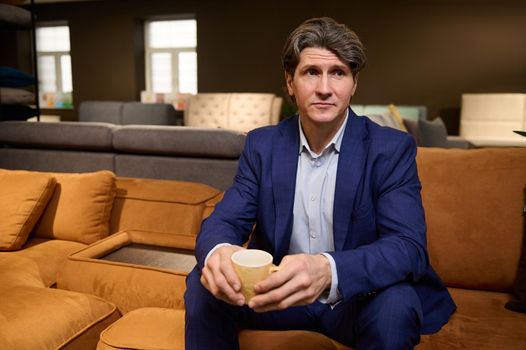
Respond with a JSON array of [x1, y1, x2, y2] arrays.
[[184, 93, 230, 129], [184, 93, 282, 133], [110, 177, 222, 240], [112, 125, 245, 159], [417, 147, 526, 292], [34, 171, 117, 244], [0, 170, 56, 250], [418, 117, 449, 148], [228, 93, 277, 132], [121, 102, 179, 125], [0, 121, 115, 151], [78, 100, 123, 124]]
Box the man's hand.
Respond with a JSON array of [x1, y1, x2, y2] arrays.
[[248, 254, 332, 312], [200, 245, 245, 306]]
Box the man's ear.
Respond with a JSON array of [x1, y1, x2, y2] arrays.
[[285, 72, 294, 96], [351, 73, 359, 97], [351, 81, 358, 97]]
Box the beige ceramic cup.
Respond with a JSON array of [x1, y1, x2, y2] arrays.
[[231, 249, 279, 303]]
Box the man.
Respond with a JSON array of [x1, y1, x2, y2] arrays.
[[185, 17, 455, 349]]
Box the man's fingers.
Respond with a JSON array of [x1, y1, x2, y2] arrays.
[[201, 268, 218, 295], [253, 255, 301, 294], [200, 245, 246, 306], [250, 276, 295, 309], [215, 247, 241, 292], [202, 267, 244, 305], [249, 254, 330, 312], [213, 269, 244, 304], [252, 289, 310, 312], [221, 262, 241, 292]]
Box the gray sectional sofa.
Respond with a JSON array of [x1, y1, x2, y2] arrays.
[[0, 121, 245, 190]]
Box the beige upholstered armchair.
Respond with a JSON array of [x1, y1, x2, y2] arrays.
[[460, 93, 526, 147], [184, 93, 283, 133]]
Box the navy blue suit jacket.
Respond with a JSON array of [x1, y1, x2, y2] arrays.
[[195, 108, 455, 334]]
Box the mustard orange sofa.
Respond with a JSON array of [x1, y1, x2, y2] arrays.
[[0, 169, 222, 349], [1, 146, 526, 349]]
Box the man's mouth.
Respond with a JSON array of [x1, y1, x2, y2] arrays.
[[312, 102, 334, 107]]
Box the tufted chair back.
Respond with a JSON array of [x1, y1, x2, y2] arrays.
[[184, 93, 283, 133]]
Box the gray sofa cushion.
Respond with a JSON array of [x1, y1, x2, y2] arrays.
[[115, 154, 237, 190], [78, 101, 123, 124], [418, 117, 449, 147], [0, 121, 115, 151], [403, 119, 422, 146], [0, 148, 114, 173], [113, 126, 245, 158], [121, 102, 180, 125]]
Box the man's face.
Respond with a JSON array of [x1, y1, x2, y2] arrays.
[[286, 47, 357, 128]]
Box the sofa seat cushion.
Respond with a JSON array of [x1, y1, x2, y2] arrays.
[[34, 170, 117, 244], [97, 308, 347, 350], [418, 287, 526, 349], [0, 255, 44, 290], [8, 238, 87, 287], [0, 286, 119, 350], [97, 307, 184, 350], [0, 170, 56, 250]]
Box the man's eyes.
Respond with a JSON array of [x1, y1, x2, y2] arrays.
[[303, 68, 348, 77]]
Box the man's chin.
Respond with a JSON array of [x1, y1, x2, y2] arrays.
[[305, 110, 345, 125]]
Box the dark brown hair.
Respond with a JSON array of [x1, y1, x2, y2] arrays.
[[282, 17, 366, 78]]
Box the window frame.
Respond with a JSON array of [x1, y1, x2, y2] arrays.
[[35, 22, 73, 109], [144, 16, 198, 95]]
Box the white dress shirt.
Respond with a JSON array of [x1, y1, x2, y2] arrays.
[[289, 112, 348, 304]]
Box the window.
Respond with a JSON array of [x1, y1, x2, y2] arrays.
[[36, 24, 73, 108], [145, 18, 198, 96]]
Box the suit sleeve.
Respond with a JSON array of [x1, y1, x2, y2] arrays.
[[329, 134, 429, 301], [195, 132, 260, 270]]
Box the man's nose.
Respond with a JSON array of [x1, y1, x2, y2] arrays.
[[316, 74, 331, 96]]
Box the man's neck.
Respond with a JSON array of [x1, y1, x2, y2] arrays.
[[300, 114, 347, 155]]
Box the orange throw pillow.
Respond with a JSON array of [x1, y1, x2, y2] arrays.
[[34, 171, 116, 244], [0, 171, 56, 250]]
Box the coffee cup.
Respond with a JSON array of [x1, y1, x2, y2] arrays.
[[231, 249, 279, 303]]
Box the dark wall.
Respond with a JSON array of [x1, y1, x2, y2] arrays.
[[33, 0, 526, 134]]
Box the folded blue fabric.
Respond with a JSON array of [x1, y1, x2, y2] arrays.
[[0, 67, 35, 88]]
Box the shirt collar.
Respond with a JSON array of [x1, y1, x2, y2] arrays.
[[298, 108, 349, 156]]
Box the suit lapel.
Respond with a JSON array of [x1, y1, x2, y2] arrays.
[[272, 117, 300, 261], [333, 108, 368, 251]]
